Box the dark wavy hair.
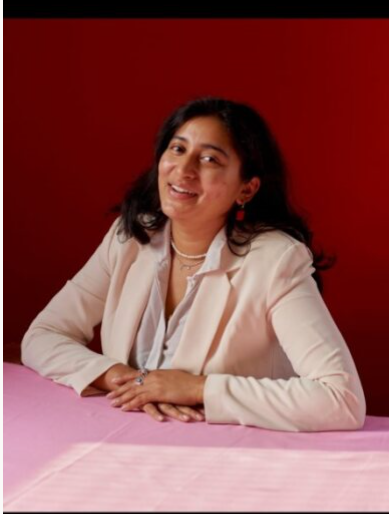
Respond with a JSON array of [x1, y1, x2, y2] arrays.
[[112, 96, 335, 293]]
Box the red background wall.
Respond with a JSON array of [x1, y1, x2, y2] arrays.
[[4, 19, 389, 415]]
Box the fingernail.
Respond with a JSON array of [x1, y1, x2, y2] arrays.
[[111, 400, 119, 406], [106, 392, 114, 398], [157, 416, 164, 421], [111, 377, 120, 383], [180, 414, 189, 421], [196, 414, 203, 420]]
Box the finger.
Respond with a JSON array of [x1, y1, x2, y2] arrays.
[[110, 387, 144, 408], [175, 405, 204, 421], [107, 380, 144, 406], [107, 379, 140, 399], [111, 371, 143, 384], [121, 392, 151, 412], [158, 403, 190, 422], [143, 403, 164, 422]]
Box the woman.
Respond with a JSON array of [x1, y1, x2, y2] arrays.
[[21, 97, 366, 431]]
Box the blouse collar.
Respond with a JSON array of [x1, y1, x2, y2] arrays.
[[149, 218, 227, 276]]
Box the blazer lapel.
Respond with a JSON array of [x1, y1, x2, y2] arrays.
[[172, 246, 244, 374], [107, 246, 155, 363]]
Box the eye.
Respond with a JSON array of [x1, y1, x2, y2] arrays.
[[169, 144, 184, 153], [201, 155, 220, 164]]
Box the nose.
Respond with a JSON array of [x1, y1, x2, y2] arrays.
[[174, 154, 198, 180]]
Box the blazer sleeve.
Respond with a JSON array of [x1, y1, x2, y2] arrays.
[[21, 218, 123, 396], [203, 241, 366, 432]]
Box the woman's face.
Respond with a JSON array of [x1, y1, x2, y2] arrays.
[[158, 116, 253, 229]]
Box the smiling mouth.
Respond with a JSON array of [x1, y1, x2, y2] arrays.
[[168, 183, 198, 197]]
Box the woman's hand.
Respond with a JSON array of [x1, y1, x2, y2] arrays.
[[142, 402, 205, 423], [106, 369, 207, 413], [90, 363, 137, 392]]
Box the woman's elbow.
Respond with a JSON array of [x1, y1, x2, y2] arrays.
[[349, 394, 366, 430], [305, 381, 367, 432], [20, 328, 34, 367], [333, 386, 367, 431], [20, 323, 46, 369]]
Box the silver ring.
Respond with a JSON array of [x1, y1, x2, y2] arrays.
[[139, 367, 149, 377], [134, 376, 144, 386]]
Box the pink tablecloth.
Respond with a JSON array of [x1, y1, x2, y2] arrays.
[[4, 362, 389, 511]]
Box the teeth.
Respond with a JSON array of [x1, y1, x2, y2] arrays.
[[171, 184, 196, 195]]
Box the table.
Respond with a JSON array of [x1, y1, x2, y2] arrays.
[[4, 362, 389, 512]]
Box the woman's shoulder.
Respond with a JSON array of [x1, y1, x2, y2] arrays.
[[242, 228, 313, 268], [248, 228, 304, 253], [100, 217, 143, 264]]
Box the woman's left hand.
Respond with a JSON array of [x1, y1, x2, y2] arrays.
[[106, 369, 207, 412]]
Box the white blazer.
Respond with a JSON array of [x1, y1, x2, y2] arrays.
[[21, 218, 366, 431]]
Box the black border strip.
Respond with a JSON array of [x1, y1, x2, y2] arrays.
[[4, 3, 389, 19]]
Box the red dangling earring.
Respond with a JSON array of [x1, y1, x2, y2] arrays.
[[236, 202, 246, 222]]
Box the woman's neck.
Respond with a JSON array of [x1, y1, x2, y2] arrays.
[[170, 220, 225, 257]]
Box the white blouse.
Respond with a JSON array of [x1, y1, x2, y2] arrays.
[[129, 219, 227, 370]]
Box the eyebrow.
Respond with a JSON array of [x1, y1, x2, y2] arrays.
[[172, 136, 229, 158]]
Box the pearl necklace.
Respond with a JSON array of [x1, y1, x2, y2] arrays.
[[170, 240, 208, 260], [175, 254, 206, 271]]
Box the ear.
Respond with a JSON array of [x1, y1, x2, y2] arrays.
[[237, 177, 261, 204]]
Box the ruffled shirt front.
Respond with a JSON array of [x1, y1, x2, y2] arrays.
[[129, 219, 227, 370]]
